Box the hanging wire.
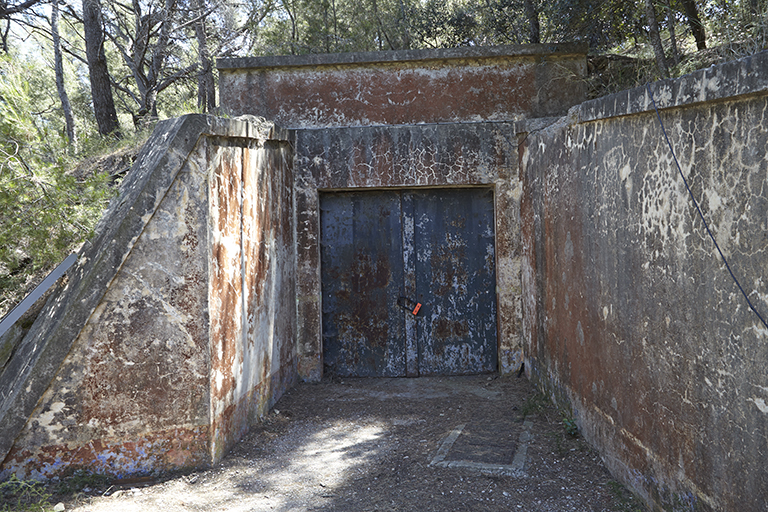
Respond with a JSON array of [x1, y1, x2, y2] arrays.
[[645, 83, 768, 332]]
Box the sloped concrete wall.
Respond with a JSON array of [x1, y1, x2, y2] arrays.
[[521, 52, 768, 511], [0, 115, 296, 479]]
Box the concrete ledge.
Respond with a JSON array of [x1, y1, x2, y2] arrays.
[[577, 49, 768, 123], [217, 43, 589, 71]]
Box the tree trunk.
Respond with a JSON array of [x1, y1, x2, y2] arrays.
[[1, 20, 9, 53], [83, 0, 120, 137], [664, 0, 680, 65], [645, 0, 670, 77], [193, 0, 215, 113], [398, 0, 410, 49], [371, 0, 390, 50], [281, 0, 298, 53], [331, 0, 338, 51], [523, 0, 540, 44], [680, 0, 706, 49], [133, 88, 158, 129], [322, 2, 330, 52], [52, 0, 77, 151]]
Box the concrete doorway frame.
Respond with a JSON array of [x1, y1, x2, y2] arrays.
[[292, 122, 523, 381]]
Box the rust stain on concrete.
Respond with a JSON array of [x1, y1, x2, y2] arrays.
[[522, 61, 768, 511], [294, 123, 523, 381], [1, 117, 297, 480], [219, 46, 588, 129]]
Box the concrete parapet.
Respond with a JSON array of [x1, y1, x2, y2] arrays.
[[218, 44, 588, 129]]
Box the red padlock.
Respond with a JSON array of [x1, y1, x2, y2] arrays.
[[398, 296, 422, 316]]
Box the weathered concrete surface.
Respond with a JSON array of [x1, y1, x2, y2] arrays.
[[577, 50, 768, 123], [0, 115, 297, 479], [218, 44, 590, 383], [218, 44, 588, 129], [294, 123, 522, 381], [208, 132, 297, 461], [0, 115, 209, 474], [522, 51, 768, 511]]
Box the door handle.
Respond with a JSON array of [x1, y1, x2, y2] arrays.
[[397, 296, 422, 316]]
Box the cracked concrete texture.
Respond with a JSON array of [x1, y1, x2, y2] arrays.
[[218, 44, 588, 129], [293, 122, 523, 382], [0, 115, 298, 480], [522, 60, 768, 511]]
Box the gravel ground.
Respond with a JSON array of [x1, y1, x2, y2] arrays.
[[50, 374, 646, 512]]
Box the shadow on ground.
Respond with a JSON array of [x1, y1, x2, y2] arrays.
[[61, 375, 646, 511]]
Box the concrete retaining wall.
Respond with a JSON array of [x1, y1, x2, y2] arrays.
[[521, 51, 768, 511], [218, 44, 588, 129], [0, 115, 296, 479]]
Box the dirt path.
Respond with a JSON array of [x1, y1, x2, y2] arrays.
[[60, 375, 645, 511]]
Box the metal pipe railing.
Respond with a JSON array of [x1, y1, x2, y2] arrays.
[[0, 253, 77, 339]]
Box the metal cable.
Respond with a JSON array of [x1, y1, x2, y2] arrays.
[[646, 82, 768, 331]]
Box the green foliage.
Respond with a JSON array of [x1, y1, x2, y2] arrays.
[[0, 475, 53, 511], [408, 0, 480, 48], [53, 469, 111, 494], [705, 0, 768, 51], [562, 414, 579, 437], [254, 0, 418, 54], [545, 0, 642, 50], [0, 54, 117, 318]]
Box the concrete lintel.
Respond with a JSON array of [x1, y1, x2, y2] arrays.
[[217, 43, 589, 71], [208, 114, 292, 142]]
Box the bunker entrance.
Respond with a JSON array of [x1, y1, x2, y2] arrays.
[[320, 188, 497, 377]]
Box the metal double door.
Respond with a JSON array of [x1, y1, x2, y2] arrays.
[[320, 188, 497, 377]]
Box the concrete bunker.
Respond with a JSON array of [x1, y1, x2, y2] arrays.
[[218, 44, 590, 381], [1, 41, 766, 512], [0, 44, 589, 480]]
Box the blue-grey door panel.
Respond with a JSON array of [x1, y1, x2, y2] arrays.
[[320, 188, 497, 377], [411, 188, 497, 375], [320, 191, 406, 377]]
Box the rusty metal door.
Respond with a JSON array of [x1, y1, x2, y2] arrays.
[[320, 191, 406, 377], [409, 189, 497, 375], [320, 188, 496, 377]]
